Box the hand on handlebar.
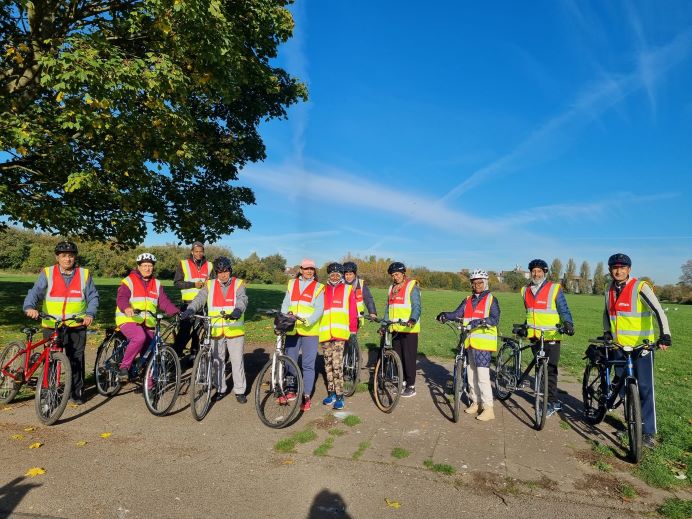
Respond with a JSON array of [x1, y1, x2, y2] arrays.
[[597, 331, 613, 342], [563, 321, 575, 336], [25, 308, 39, 320], [436, 312, 448, 324], [657, 334, 671, 350]]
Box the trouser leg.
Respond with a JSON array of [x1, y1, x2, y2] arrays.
[[300, 336, 319, 396], [532, 341, 561, 402], [120, 324, 152, 370], [637, 350, 657, 435], [470, 349, 493, 407], [467, 350, 481, 404], [331, 341, 345, 396], [173, 309, 192, 357], [226, 336, 246, 395], [393, 332, 418, 387], [212, 338, 228, 393], [44, 328, 85, 397], [323, 342, 335, 393]]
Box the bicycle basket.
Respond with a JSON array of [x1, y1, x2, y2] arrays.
[[273, 314, 296, 334]]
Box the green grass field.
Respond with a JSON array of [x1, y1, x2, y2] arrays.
[[0, 274, 689, 489]]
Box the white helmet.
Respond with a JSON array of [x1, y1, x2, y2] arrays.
[[136, 252, 157, 264], [469, 269, 489, 280]]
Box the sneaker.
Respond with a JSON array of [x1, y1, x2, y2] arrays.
[[70, 393, 85, 405], [286, 391, 298, 402], [546, 403, 557, 417], [300, 396, 312, 412], [401, 386, 416, 398], [464, 403, 480, 414], [277, 394, 288, 405], [476, 407, 495, 421], [235, 394, 247, 404], [333, 395, 345, 410], [322, 392, 337, 406], [552, 401, 562, 412], [213, 391, 227, 402], [643, 433, 657, 449], [118, 368, 130, 384]]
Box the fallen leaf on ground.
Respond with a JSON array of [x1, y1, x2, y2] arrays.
[[24, 426, 36, 432], [28, 442, 43, 449], [68, 403, 79, 408], [282, 459, 294, 465], [10, 434, 24, 440], [3, 407, 12, 411], [385, 498, 401, 509], [100, 432, 112, 439], [25, 467, 46, 477], [76, 440, 88, 446]]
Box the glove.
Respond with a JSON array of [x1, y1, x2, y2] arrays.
[[657, 334, 671, 348], [563, 322, 575, 336], [516, 325, 528, 338], [436, 312, 448, 323], [406, 319, 416, 328], [229, 308, 243, 320], [597, 331, 613, 342], [180, 309, 194, 320], [468, 319, 483, 328]]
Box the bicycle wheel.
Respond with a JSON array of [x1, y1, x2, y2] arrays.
[[190, 347, 213, 421], [534, 359, 549, 431], [0, 341, 23, 404], [494, 341, 516, 401], [625, 381, 643, 463], [342, 336, 360, 397], [452, 357, 463, 423], [581, 361, 606, 424], [143, 345, 181, 416], [34, 351, 72, 426], [254, 354, 303, 428], [94, 333, 126, 397], [373, 349, 403, 413]]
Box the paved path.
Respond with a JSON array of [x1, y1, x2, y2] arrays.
[[0, 345, 684, 518]]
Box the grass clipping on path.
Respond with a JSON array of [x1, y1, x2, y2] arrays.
[[274, 429, 318, 453], [391, 447, 411, 459], [424, 458, 456, 475]]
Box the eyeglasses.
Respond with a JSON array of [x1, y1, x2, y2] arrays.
[[471, 280, 485, 285]]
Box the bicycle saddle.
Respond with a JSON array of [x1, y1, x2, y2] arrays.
[[22, 327, 38, 336]]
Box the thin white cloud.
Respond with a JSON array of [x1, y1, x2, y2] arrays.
[[283, 2, 310, 165]]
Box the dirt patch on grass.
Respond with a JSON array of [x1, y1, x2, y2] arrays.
[[310, 414, 339, 430]]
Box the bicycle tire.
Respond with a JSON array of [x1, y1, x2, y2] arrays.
[[190, 347, 213, 421], [254, 354, 303, 428], [34, 351, 72, 426], [625, 381, 643, 463], [0, 341, 24, 404], [373, 349, 403, 413], [452, 357, 463, 423], [494, 341, 516, 401], [143, 345, 181, 416], [94, 333, 126, 397], [342, 336, 360, 397], [534, 359, 549, 431], [581, 361, 606, 424]]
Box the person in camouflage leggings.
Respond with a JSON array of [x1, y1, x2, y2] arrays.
[[324, 342, 345, 395]]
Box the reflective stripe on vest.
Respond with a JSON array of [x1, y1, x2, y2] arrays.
[[207, 278, 244, 338], [522, 282, 562, 341], [607, 278, 654, 347], [41, 265, 88, 328], [319, 283, 352, 342], [354, 278, 365, 326], [287, 279, 325, 336], [115, 274, 160, 328], [462, 293, 498, 351], [388, 279, 420, 333], [180, 259, 212, 302]]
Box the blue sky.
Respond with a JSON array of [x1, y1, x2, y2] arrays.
[[193, 1, 692, 283]]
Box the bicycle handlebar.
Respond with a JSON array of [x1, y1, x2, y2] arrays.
[[37, 312, 84, 325], [588, 338, 656, 350], [260, 309, 307, 324], [361, 315, 407, 327]]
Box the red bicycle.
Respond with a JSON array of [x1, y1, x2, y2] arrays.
[[0, 313, 76, 425]]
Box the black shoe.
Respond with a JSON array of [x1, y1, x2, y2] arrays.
[[70, 395, 85, 405], [118, 368, 129, 384], [235, 394, 247, 404], [213, 391, 227, 402], [401, 386, 416, 398]]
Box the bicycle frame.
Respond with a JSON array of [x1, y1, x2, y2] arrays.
[[505, 324, 558, 390], [591, 341, 651, 410]]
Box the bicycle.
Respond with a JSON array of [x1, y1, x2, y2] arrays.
[[362, 315, 405, 413], [254, 310, 305, 428], [582, 337, 655, 463], [342, 333, 361, 397], [494, 323, 565, 430], [187, 313, 228, 421], [93, 311, 181, 416], [0, 313, 76, 425]]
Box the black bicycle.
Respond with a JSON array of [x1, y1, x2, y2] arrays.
[[342, 333, 360, 397], [362, 315, 405, 413], [494, 323, 564, 430], [582, 338, 655, 463]]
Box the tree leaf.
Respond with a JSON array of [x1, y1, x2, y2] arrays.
[[100, 432, 112, 438], [25, 467, 46, 477], [28, 442, 43, 449]]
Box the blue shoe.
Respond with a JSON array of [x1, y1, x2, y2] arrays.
[[333, 395, 345, 410], [322, 392, 337, 406]]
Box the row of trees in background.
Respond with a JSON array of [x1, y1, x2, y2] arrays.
[[1, 228, 691, 302]]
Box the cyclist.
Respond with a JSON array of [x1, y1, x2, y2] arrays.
[[319, 263, 358, 410], [343, 261, 377, 322], [23, 241, 99, 405], [180, 257, 247, 403], [602, 253, 671, 449], [280, 258, 325, 412], [383, 261, 420, 398], [521, 259, 575, 417], [436, 269, 500, 421], [116, 253, 180, 382], [173, 241, 214, 360]]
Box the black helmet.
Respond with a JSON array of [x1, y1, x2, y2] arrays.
[[215, 256, 232, 273], [54, 241, 78, 254], [387, 261, 406, 275], [528, 259, 548, 272], [342, 261, 358, 274], [327, 262, 344, 274], [608, 253, 631, 268]]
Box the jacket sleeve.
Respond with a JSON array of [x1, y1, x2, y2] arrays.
[[410, 285, 421, 322], [84, 274, 100, 317], [235, 283, 248, 313], [444, 299, 466, 321], [280, 285, 291, 314], [362, 282, 377, 315], [185, 286, 208, 314], [639, 283, 671, 336], [173, 261, 194, 290], [555, 288, 573, 324], [116, 283, 132, 313], [603, 288, 611, 332], [487, 296, 500, 327], [23, 270, 48, 312], [305, 288, 324, 327], [348, 288, 358, 333]]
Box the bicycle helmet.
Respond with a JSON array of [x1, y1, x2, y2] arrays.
[[215, 256, 232, 273], [136, 252, 157, 264], [327, 262, 344, 274], [469, 269, 489, 280], [54, 241, 78, 254], [342, 261, 358, 274], [608, 253, 631, 268], [387, 261, 406, 275], [528, 259, 548, 272]]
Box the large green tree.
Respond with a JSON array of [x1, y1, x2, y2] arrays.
[[0, 0, 306, 247]]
